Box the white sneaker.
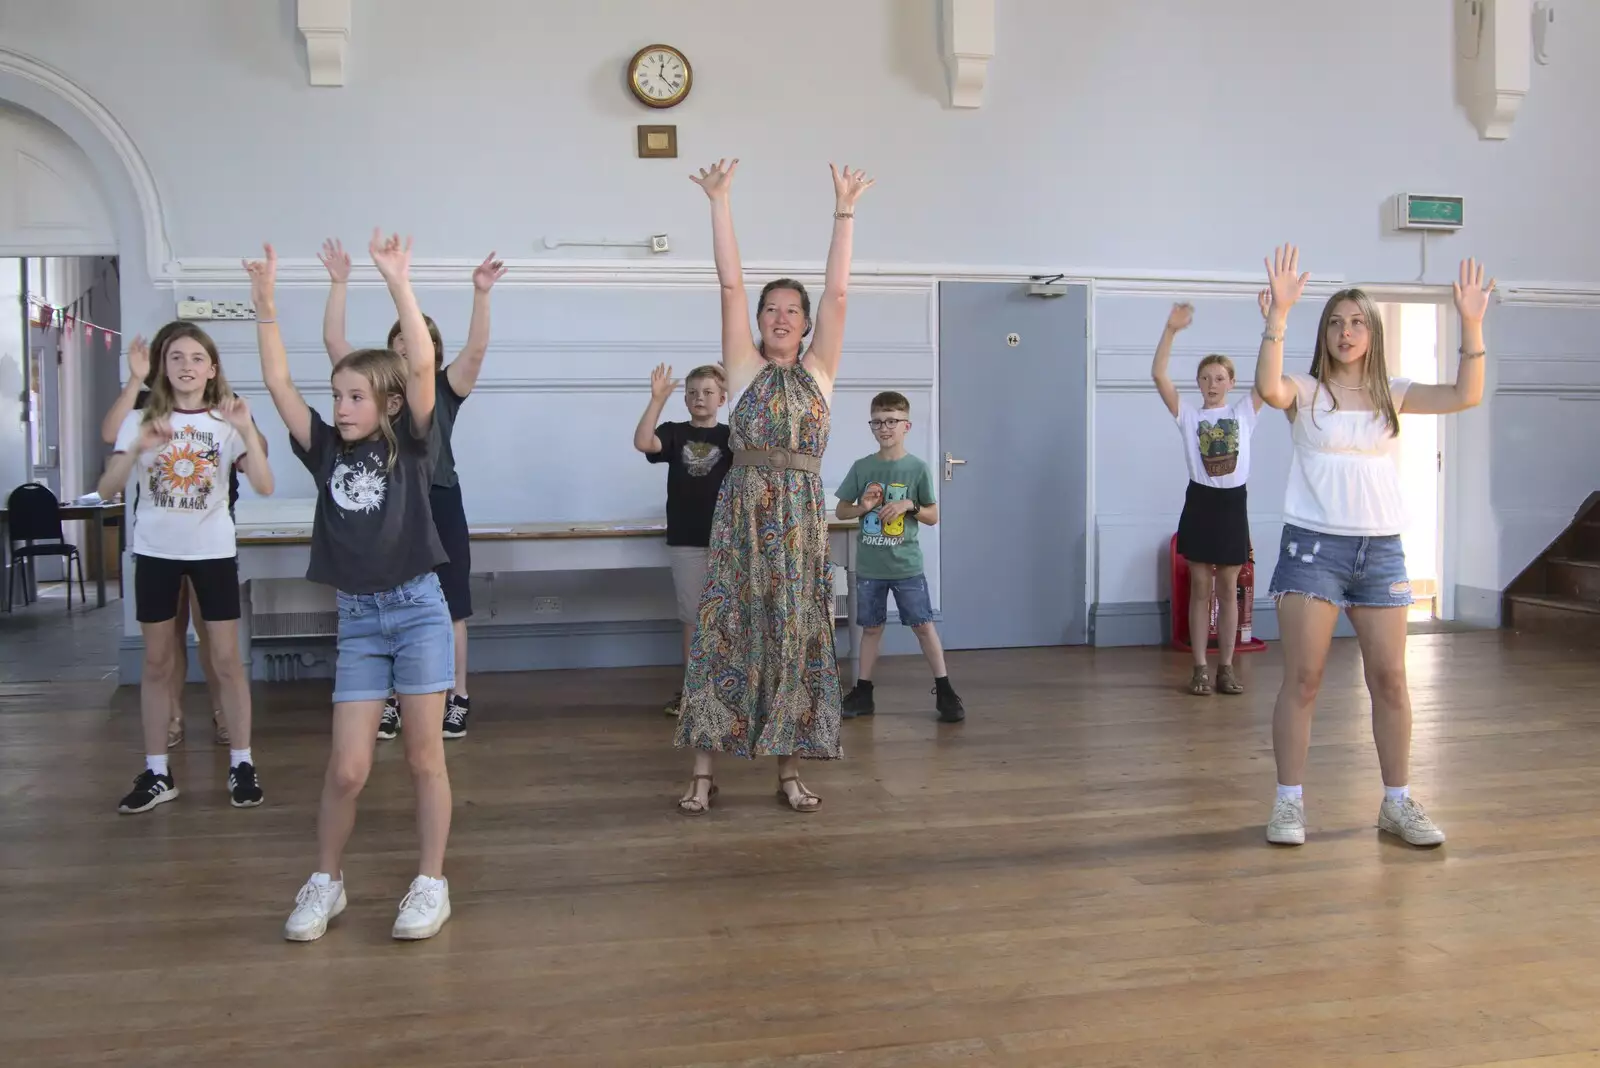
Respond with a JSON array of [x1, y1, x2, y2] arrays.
[[392, 876, 451, 940], [1266, 795, 1306, 845], [1378, 795, 1446, 847], [284, 875, 346, 942]]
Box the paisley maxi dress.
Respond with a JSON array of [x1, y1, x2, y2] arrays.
[[674, 360, 842, 759]]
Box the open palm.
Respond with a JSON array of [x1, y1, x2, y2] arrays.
[[831, 163, 874, 208], [1265, 244, 1309, 310], [242, 244, 277, 305], [689, 158, 738, 200], [473, 252, 507, 292], [319, 238, 351, 282], [369, 229, 412, 282], [1453, 258, 1495, 323], [126, 335, 150, 383]]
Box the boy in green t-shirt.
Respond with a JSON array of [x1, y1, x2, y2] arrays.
[[834, 392, 964, 722]]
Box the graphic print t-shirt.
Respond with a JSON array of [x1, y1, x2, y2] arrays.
[[133, 389, 252, 516], [291, 407, 448, 594], [1175, 396, 1258, 490], [114, 408, 247, 560], [648, 421, 732, 547], [836, 453, 937, 580]]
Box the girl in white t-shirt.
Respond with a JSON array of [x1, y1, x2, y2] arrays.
[[1254, 245, 1495, 850], [97, 324, 275, 815], [1152, 301, 1265, 697]]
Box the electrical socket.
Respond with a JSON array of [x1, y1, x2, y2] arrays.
[[533, 596, 562, 613], [212, 300, 257, 320], [649, 234, 669, 253], [176, 299, 212, 320]]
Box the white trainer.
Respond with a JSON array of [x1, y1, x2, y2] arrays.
[[284, 875, 346, 942], [392, 876, 451, 940], [1266, 795, 1307, 845], [1378, 795, 1446, 847]]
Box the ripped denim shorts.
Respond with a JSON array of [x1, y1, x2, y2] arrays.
[[1267, 523, 1414, 609]]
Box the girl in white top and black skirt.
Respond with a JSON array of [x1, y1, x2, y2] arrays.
[[1152, 301, 1265, 698], [1254, 245, 1495, 850], [247, 232, 457, 943]]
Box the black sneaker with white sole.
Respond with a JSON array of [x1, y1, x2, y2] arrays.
[[228, 761, 264, 807], [377, 697, 401, 740], [443, 695, 470, 739], [840, 682, 875, 718], [118, 769, 179, 814]]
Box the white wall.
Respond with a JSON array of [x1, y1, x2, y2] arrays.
[[0, 0, 1596, 646], [0, 260, 23, 497]]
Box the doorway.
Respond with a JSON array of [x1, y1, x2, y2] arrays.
[[937, 281, 1090, 648], [1379, 301, 1446, 621]]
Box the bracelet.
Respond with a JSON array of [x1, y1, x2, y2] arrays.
[[1459, 347, 1485, 359], [833, 210, 854, 219], [1262, 329, 1284, 343], [255, 318, 277, 325]]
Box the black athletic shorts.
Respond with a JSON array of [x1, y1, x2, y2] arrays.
[[428, 482, 472, 622], [134, 554, 241, 624]]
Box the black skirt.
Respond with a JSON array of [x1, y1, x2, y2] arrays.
[[1176, 481, 1250, 566]]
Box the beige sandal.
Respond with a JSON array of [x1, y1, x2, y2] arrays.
[[676, 774, 717, 816], [1216, 666, 1244, 695], [776, 775, 821, 813], [165, 716, 184, 749], [213, 710, 230, 746], [1189, 667, 1213, 696]]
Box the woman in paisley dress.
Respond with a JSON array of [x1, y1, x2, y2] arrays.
[[675, 157, 874, 815]]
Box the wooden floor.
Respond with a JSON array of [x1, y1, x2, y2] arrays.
[[4, 629, 1600, 1067]]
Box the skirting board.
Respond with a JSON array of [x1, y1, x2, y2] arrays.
[[1089, 599, 1356, 647], [1454, 585, 1503, 628], [115, 616, 935, 684]]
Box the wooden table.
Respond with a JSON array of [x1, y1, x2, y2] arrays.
[[234, 516, 864, 680], [0, 501, 126, 610]]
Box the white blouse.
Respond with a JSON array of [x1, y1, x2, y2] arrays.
[[1281, 374, 1412, 537]]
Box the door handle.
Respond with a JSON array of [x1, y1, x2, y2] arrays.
[[944, 452, 967, 482]]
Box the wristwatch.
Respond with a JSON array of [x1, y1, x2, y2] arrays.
[[908, 502, 922, 517]]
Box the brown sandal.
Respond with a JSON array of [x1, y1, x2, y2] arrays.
[[776, 775, 821, 813], [213, 709, 230, 746], [165, 715, 184, 749], [677, 774, 717, 816], [1216, 666, 1244, 695], [1189, 667, 1213, 696]]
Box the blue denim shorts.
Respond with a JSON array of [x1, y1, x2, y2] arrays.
[[1267, 523, 1414, 609], [856, 573, 935, 628], [332, 572, 456, 704]]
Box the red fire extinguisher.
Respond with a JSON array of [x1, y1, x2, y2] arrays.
[[1238, 549, 1255, 645]]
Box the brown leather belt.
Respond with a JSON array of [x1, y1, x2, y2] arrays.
[[731, 448, 822, 475]]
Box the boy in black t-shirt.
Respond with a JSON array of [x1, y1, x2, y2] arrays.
[[634, 363, 730, 716]]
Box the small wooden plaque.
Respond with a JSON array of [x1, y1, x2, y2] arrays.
[[637, 124, 677, 158]]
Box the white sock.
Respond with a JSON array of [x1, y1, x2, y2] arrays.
[[146, 754, 169, 777], [1276, 783, 1303, 801], [310, 871, 339, 887], [416, 875, 446, 890], [230, 748, 252, 768], [1384, 785, 1409, 803]]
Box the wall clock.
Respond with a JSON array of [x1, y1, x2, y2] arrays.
[[628, 44, 692, 109]]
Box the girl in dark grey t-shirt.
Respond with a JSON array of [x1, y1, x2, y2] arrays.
[[246, 231, 458, 944]]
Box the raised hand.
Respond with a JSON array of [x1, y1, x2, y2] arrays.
[[649, 363, 677, 401], [1257, 288, 1271, 321], [319, 238, 351, 282], [368, 228, 413, 283], [1265, 244, 1309, 312], [138, 416, 173, 452], [218, 395, 253, 430], [473, 252, 507, 292], [242, 243, 278, 307], [1453, 258, 1496, 324], [689, 158, 739, 201], [126, 335, 150, 383], [1166, 303, 1194, 333], [831, 164, 874, 210]]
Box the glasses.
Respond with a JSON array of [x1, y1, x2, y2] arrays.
[[867, 418, 907, 430]]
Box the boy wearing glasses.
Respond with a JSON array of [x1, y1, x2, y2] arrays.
[[834, 392, 964, 722]]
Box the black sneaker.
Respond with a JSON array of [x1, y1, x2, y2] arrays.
[[443, 695, 470, 739], [228, 761, 264, 807], [118, 769, 179, 814], [377, 697, 401, 740], [840, 682, 875, 719], [934, 682, 965, 723]]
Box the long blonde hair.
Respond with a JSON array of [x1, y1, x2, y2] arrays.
[[1307, 287, 1400, 438], [143, 322, 232, 424], [333, 348, 410, 470]]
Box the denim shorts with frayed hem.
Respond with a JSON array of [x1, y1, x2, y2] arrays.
[[332, 572, 456, 704], [855, 573, 936, 628], [1267, 523, 1414, 609]]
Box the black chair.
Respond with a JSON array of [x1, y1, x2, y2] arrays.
[[5, 482, 87, 611]]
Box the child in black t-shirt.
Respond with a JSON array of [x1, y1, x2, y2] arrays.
[[633, 363, 730, 716], [248, 232, 455, 944]]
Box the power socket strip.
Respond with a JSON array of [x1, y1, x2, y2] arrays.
[[175, 299, 258, 321]]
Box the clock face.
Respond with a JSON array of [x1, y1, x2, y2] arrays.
[[630, 45, 691, 108]]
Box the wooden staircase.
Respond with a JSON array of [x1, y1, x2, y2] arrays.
[[1503, 491, 1600, 638]]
